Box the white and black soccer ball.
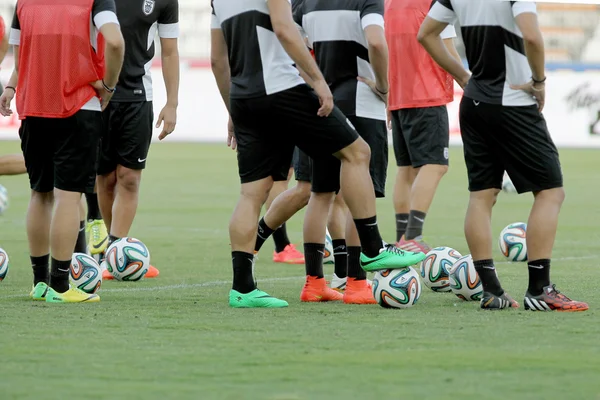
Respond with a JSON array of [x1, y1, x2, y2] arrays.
[[372, 267, 422, 309], [449, 255, 483, 301], [499, 222, 527, 262], [105, 237, 150, 281], [420, 247, 462, 292], [501, 173, 517, 194], [0, 248, 9, 282], [70, 253, 102, 294], [324, 228, 334, 264], [0, 184, 9, 215]]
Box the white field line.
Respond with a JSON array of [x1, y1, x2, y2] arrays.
[[0, 255, 597, 300]]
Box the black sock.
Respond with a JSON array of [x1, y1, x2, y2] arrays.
[[527, 259, 551, 296], [74, 221, 87, 254], [405, 210, 426, 240], [347, 246, 366, 280], [353, 216, 384, 258], [255, 218, 276, 252], [395, 213, 409, 242], [31, 255, 49, 285], [85, 192, 102, 221], [332, 239, 347, 278], [231, 251, 256, 294], [304, 243, 324, 278], [473, 259, 503, 296], [108, 234, 120, 247], [50, 258, 71, 293], [272, 223, 291, 253]]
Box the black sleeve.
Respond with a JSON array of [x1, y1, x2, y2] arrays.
[[360, 0, 384, 19], [92, 0, 117, 18], [436, 0, 454, 11], [158, 0, 179, 24], [292, 0, 304, 25], [11, 3, 20, 30]]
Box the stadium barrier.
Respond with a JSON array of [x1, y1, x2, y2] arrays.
[[1, 66, 599, 147]]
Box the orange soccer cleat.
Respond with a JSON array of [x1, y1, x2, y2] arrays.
[[273, 244, 305, 265], [343, 278, 377, 304], [300, 275, 343, 302]]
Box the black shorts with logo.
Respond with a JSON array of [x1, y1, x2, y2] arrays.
[[392, 105, 450, 168], [230, 84, 359, 185], [20, 110, 102, 193], [290, 117, 387, 197], [98, 101, 153, 175], [459, 96, 563, 193]]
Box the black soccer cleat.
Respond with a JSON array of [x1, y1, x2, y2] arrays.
[[480, 291, 519, 310]]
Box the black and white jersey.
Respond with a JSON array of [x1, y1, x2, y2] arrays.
[[111, 0, 179, 102], [429, 0, 537, 106], [211, 0, 304, 99], [294, 0, 386, 120]]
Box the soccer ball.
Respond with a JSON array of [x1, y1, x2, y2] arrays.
[[0, 184, 8, 215], [449, 255, 483, 301], [501, 173, 517, 194], [105, 237, 150, 281], [372, 267, 422, 309], [324, 228, 334, 264], [70, 253, 102, 294], [0, 248, 9, 281], [499, 222, 527, 261], [420, 247, 462, 292]]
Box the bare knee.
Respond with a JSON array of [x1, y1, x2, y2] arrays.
[[240, 180, 272, 207], [294, 182, 311, 208], [470, 189, 501, 209], [337, 138, 371, 165], [98, 171, 117, 191], [534, 187, 565, 206], [31, 190, 54, 206], [116, 167, 142, 193]]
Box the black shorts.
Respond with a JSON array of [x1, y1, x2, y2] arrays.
[[459, 96, 563, 193], [230, 84, 359, 185], [98, 101, 153, 175], [293, 147, 312, 182], [291, 117, 387, 197], [392, 105, 450, 168], [19, 110, 101, 193]]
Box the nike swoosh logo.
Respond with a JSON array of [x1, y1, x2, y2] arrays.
[[317, 250, 324, 255], [397, 219, 408, 223], [414, 217, 425, 223], [138, 158, 147, 163], [473, 100, 480, 106], [361, 258, 380, 266], [529, 265, 544, 269], [92, 237, 108, 250]]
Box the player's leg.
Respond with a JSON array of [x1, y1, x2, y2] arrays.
[[228, 96, 290, 308], [397, 107, 449, 252], [0, 154, 26, 176], [391, 110, 415, 243], [96, 102, 118, 235], [498, 106, 587, 312], [266, 168, 295, 257], [328, 193, 348, 291], [85, 190, 108, 256], [459, 98, 517, 310], [74, 196, 87, 254], [45, 111, 101, 303]]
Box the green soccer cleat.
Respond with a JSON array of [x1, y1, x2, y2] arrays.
[[30, 282, 49, 301], [45, 286, 100, 303], [229, 289, 289, 308], [360, 244, 426, 272]]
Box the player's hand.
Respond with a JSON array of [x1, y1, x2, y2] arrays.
[[227, 116, 237, 151], [312, 79, 334, 117], [357, 76, 388, 105], [90, 80, 114, 111], [510, 80, 545, 112], [457, 73, 471, 90], [0, 88, 15, 117], [386, 109, 392, 131], [156, 104, 177, 140]]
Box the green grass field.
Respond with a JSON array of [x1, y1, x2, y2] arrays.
[[0, 141, 599, 400]]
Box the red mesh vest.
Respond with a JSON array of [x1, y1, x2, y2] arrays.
[[16, 0, 105, 119]]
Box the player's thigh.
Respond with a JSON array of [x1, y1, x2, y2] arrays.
[[399, 106, 449, 168], [231, 97, 293, 184], [348, 116, 388, 198], [116, 101, 154, 170], [293, 147, 312, 183], [19, 117, 54, 193], [54, 110, 102, 193], [271, 85, 359, 159], [459, 97, 504, 192], [391, 110, 411, 167], [98, 102, 120, 175], [498, 106, 563, 193]]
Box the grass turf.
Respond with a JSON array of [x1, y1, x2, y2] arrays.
[[0, 141, 599, 400]]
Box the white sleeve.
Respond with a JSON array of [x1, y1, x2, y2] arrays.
[[8, 28, 20, 45], [428, 1, 456, 24], [361, 13, 384, 30], [158, 23, 179, 38], [211, 14, 221, 29], [93, 11, 119, 30], [440, 24, 456, 39], [512, 1, 537, 17]]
